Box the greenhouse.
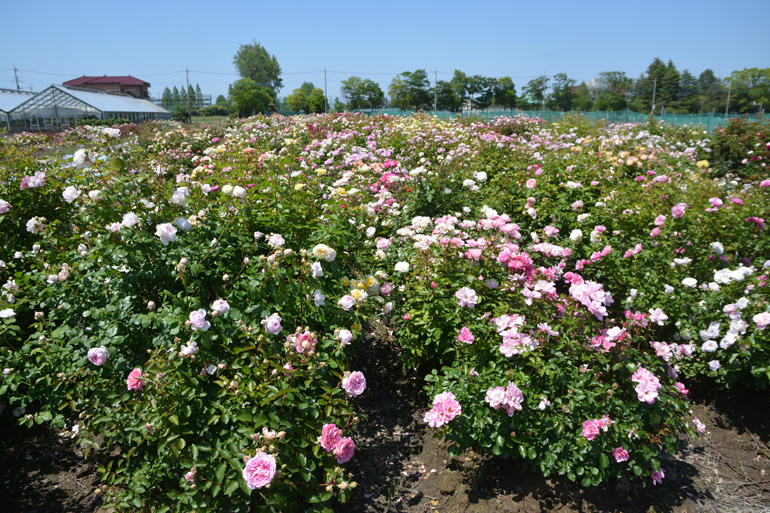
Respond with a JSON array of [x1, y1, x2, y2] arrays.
[[7, 84, 170, 132], [0, 89, 36, 132]]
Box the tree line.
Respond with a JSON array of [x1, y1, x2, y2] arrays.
[[225, 42, 769, 116]]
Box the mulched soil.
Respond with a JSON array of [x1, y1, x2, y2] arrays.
[[2, 334, 769, 513]]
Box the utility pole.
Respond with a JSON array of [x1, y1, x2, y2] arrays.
[[185, 67, 192, 123], [725, 79, 732, 116], [324, 67, 327, 113], [13, 65, 20, 91], [650, 77, 657, 117], [434, 69, 438, 112]]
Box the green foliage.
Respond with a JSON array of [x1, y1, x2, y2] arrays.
[[229, 79, 276, 116], [340, 77, 384, 111], [710, 116, 770, 179]]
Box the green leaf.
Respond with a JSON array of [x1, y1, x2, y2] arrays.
[[214, 462, 226, 483], [224, 480, 240, 495], [600, 453, 609, 469]]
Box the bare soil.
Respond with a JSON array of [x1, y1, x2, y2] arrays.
[[2, 339, 769, 513]]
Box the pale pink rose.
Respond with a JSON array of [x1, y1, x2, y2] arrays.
[[319, 423, 342, 452], [612, 447, 629, 462], [263, 313, 282, 334], [672, 203, 687, 218], [211, 299, 230, 315], [87, 346, 109, 366], [242, 451, 276, 489], [342, 371, 366, 397], [337, 295, 355, 311], [455, 287, 478, 308], [62, 186, 80, 203], [334, 437, 355, 463], [189, 309, 210, 331], [122, 212, 140, 228], [126, 368, 145, 391], [654, 215, 667, 227], [184, 469, 195, 482], [0, 199, 10, 213], [526, 178, 537, 189], [753, 312, 770, 330], [155, 223, 177, 246], [337, 329, 353, 344]]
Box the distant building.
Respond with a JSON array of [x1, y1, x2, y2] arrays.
[[63, 75, 151, 99], [7, 84, 170, 132]]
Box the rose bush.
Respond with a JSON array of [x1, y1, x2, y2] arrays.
[[0, 112, 767, 509]]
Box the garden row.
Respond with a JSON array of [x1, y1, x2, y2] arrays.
[[0, 113, 768, 512]]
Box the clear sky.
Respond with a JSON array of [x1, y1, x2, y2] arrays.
[[2, 0, 768, 102]]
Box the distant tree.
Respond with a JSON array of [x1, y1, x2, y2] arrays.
[[179, 85, 188, 110], [286, 88, 308, 113], [161, 87, 173, 109], [598, 71, 630, 94], [594, 90, 625, 111], [696, 69, 724, 113], [195, 83, 204, 109], [332, 97, 346, 112], [172, 86, 181, 108], [434, 80, 461, 111], [215, 94, 228, 106], [522, 75, 549, 110], [726, 68, 770, 114], [187, 84, 197, 112], [389, 70, 432, 111], [228, 78, 275, 116], [548, 73, 575, 111], [629, 57, 667, 114], [306, 88, 326, 113], [341, 76, 384, 110], [493, 77, 517, 109], [572, 82, 593, 111], [233, 40, 282, 96], [449, 71, 496, 110], [678, 70, 699, 113]]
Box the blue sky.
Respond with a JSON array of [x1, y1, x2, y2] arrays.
[[2, 0, 768, 102]]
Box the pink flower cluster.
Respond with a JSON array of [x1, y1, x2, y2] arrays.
[[20, 171, 46, 190], [581, 415, 614, 440], [424, 392, 461, 428], [485, 382, 524, 416], [672, 203, 687, 218], [318, 423, 356, 463], [242, 451, 277, 489], [631, 367, 661, 404], [589, 326, 627, 352], [612, 447, 629, 463], [288, 329, 317, 354], [746, 216, 766, 230], [569, 279, 613, 320], [497, 245, 535, 278]]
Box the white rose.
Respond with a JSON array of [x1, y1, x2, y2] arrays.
[[62, 186, 80, 203]]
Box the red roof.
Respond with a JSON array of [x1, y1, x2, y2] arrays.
[[63, 75, 150, 87]]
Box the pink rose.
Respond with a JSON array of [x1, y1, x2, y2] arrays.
[[263, 313, 282, 334], [582, 419, 600, 440], [87, 346, 109, 366], [126, 368, 145, 391], [612, 447, 629, 462], [342, 371, 366, 397], [319, 423, 342, 453], [457, 326, 475, 344], [334, 437, 355, 463], [671, 203, 687, 218], [651, 469, 665, 485], [189, 309, 210, 331], [526, 178, 537, 189], [242, 451, 277, 489]]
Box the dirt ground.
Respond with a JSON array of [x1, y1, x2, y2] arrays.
[[2, 338, 769, 513]]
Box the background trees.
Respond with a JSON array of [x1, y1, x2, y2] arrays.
[[389, 70, 432, 111], [286, 82, 327, 113], [233, 40, 283, 96], [340, 77, 384, 110]]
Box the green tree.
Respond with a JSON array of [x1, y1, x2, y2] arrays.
[[306, 88, 326, 113], [160, 87, 173, 110], [434, 80, 461, 111], [696, 69, 724, 113], [172, 86, 181, 108], [332, 97, 346, 112], [187, 84, 197, 112], [629, 58, 667, 114], [389, 70, 432, 111], [228, 78, 275, 116], [233, 40, 282, 96], [195, 84, 204, 109], [341, 77, 384, 110], [215, 94, 228, 106], [726, 68, 770, 114], [572, 82, 593, 111], [286, 89, 308, 113], [521, 75, 549, 110], [678, 70, 698, 113], [548, 73, 575, 111], [493, 77, 516, 109], [449, 71, 496, 110]]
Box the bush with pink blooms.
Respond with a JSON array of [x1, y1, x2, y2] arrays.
[[0, 112, 768, 509]]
